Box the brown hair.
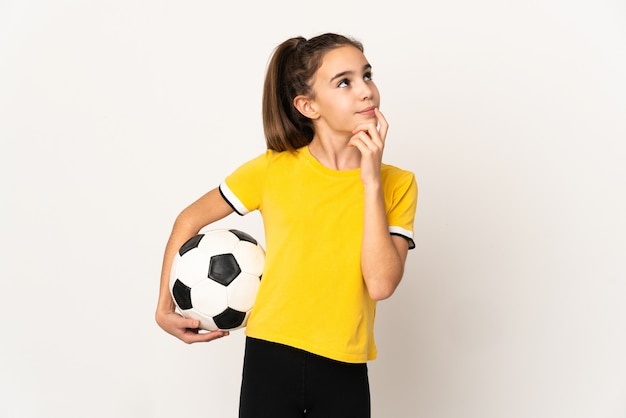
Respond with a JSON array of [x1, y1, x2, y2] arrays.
[[262, 33, 364, 152]]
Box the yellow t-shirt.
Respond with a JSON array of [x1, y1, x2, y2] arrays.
[[219, 146, 417, 363]]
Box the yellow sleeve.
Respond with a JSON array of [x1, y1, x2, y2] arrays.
[[385, 169, 418, 249], [219, 151, 271, 215]]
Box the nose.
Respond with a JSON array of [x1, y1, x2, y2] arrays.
[[359, 80, 374, 101]]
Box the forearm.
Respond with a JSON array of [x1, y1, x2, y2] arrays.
[[156, 214, 203, 320], [360, 182, 406, 301]]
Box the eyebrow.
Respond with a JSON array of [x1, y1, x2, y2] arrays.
[[329, 63, 372, 84]]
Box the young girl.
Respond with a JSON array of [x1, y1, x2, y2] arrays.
[[156, 33, 418, 417]]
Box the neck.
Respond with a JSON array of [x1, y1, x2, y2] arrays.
[[308, 136, 360, 171]]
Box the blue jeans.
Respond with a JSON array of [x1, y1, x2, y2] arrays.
[[239, 337, 371, 418]]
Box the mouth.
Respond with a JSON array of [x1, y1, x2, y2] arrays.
[[357, 106, 376, 116]]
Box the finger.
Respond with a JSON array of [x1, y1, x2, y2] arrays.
[[374, 108, 388, 142], [352, 121, 384, 149], [349, 131, 378, 153], [181, 318, 202, 329], [180, 326, 230, 344], [186, 329, 230, 343]]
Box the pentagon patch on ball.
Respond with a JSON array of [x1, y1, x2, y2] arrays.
[[169, 229, 265, 331]]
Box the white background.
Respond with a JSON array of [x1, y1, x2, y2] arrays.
[[1, 1, 625, 417]]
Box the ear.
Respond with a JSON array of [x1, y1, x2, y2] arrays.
[[293, 95, 319, 120]]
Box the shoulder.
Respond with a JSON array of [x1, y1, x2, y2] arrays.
[[381, 163, 416, 186], [381, 163, 418, 206], [259, 148, 306, 171], [227, 148, 303, 180], [232, 149, 282, 171], [251, 148, 302, 164]]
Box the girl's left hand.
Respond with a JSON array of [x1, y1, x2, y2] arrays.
[[349, 108, 388, 185]]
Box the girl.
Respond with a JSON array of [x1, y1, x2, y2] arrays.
[[156, 33, 418, 417]]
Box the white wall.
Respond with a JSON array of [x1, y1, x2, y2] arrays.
[[1, 1, 625, 417]]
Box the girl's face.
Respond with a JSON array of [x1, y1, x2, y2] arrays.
[[308, 45, 380, 137]]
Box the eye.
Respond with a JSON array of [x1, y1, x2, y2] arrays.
[[337, 78, 350, 88], [364, 71, 373, 81]]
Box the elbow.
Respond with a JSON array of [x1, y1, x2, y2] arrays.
[[173, 209, 203, 234], [367, 274, 403, 301], [368, 286, 395, 301], [363, 258, 406, 301]]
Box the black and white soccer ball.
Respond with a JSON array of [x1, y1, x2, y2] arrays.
[[169, 229, 265, 331]]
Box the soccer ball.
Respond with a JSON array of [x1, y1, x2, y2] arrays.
[[169, 229, 265, 331]]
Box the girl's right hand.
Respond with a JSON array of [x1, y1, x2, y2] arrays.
[[156, 310, 229, 344]]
